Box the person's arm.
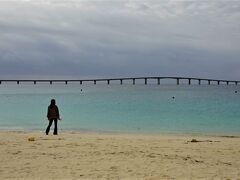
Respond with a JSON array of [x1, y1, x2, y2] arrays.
[[47, 107, 50, 120]]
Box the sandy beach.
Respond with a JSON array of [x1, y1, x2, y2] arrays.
[[0, 131, 240, 179]]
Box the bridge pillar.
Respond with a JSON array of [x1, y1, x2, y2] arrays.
[[80, 81, 82, 85], [145, 78, 147, 85], [217, 81, 220, 85], [107, 80, 110, 85], [120, 79, 123, 85], [235, 81, 238, 85], [133, 79, 135, 85], [0, 81, 1, 84], [198, 79, 201, 85], [177, 78, 179, 85], [157, 78, 160, 85], [50, 81, 52, 85], [65, 81, 68, 85], [17, 81, 19, 84], [208, 80, 210, 85], [227, 81, 229, 85], [94, 80, 96, 85], [188, 79, 191, 85], [34, 81, 36, 85]]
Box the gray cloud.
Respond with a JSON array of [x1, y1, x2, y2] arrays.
[[0, 0, 240, 79]]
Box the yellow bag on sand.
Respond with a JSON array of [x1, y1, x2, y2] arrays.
[[28, 137, 35, 141]]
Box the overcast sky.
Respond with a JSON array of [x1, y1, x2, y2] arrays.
[[0, 0, 240, 79]]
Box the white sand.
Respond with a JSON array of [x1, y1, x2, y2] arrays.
[[0, 131, 240, 179]]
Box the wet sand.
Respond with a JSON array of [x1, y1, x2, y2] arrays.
[[0, 131, 240, 179]]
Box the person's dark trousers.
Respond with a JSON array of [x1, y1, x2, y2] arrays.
[[45, 119, 58, 135]]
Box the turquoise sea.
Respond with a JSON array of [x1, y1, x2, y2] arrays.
[[0, 83, 240, 135]]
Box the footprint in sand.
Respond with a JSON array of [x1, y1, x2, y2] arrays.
[[146, 154, 156, 158], [11, 150, 22, 155], [110, 166, 118, 171]]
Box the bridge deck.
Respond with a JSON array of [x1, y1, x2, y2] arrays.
[[0, 77, 239, 85]]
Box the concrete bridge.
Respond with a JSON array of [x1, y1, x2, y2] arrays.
[[0, 77, 239, 85]]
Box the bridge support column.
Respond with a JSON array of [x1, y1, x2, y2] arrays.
[[157, 78, 160, 85], [17, 81, 19, 84], [50, 81, 52, 85], [227, 81, 229, 85], [94, 80, 96, 85], [120, 79, 123, 85], [133, 79, 135, 85], [107, 80, 110, 85], [80, 81, 82, 85], [177, 78, 179, 85], [34, 81, 36, 85], [198, 79, 201, 85], [235, 81, 238, 85], [217, 81, 220, 85], [65, 81, 68, 85], [145, 78, 147, 85], [0, 81, 1, 84], [188, 79, 191, 85], [208, 80, 210, 85]]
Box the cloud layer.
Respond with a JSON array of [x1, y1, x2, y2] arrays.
[[0, 0, 240, 79]]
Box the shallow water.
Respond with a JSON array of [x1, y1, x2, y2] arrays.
[[0, 83, 240, 135]]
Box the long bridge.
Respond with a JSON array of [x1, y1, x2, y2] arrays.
[[0, 77, 239, 85]]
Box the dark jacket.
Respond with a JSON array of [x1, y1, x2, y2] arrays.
[[47, 105, 59, 120]]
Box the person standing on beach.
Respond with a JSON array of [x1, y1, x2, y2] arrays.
[[46, 99, 61, 135]]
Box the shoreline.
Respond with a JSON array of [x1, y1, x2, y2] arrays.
[[1, 131, 240, 179], [1, 128, 240, 138]]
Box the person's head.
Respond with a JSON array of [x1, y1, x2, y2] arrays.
[[50, 99, 56, 108]]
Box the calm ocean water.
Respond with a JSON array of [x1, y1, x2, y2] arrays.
[[0, 83, 240, 135]]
